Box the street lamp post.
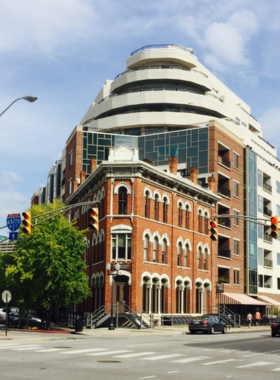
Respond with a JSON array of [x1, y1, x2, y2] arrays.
[[106, 262, 120, 331], [0, 96, 37, 118]]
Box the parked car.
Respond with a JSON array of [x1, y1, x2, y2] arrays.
[[188, 314, 227, 334], [271, 318, 280, 337], [9, 312, 42, 328], [0, 307, 19, 324]]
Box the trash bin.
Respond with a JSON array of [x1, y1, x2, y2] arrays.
[[75, 318, 84, 332]]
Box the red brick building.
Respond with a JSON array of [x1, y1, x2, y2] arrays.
[[67, 144, 222, 321]]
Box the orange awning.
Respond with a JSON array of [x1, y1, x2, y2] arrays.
[[220, 292, 268, 305]]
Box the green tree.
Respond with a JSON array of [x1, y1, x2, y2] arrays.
[[5, 200, 91, 328]]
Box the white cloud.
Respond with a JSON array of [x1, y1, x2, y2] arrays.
[[203, 10, 259, 70], [0, 0, 96, 59]]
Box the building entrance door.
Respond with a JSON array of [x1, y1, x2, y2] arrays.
[[114, 276, 130, 312]]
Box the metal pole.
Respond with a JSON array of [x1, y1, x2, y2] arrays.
[[5, 294, 8, 336], [108, 274, 115, 330]]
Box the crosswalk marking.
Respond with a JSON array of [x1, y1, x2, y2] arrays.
[[172, 356, 212, 364], [237, 361, 275, 368], [114, 352, 155, 358], [143, 354, 183, 361], [0, 345, 35, 350], [60, 348, 107, 354], [202, 359, 237, 366], [87, 350, 131, 356]]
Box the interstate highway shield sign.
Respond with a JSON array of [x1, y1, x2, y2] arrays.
[[6, 213, 21, 232]]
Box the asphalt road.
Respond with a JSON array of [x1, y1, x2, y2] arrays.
[[0, 330, 279, 379]]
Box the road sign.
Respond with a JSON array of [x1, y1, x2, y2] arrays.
[[6, 213, 21, 232], [2, 290, 12, 303], [9, 232, 18, 241]]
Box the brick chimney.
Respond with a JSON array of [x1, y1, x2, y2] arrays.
[[80, 170, 86, 184], [90, 158, 97, 173], [190, 167, 198, 185], [208, 176, 216, 192], [169, 157, 178, 175]]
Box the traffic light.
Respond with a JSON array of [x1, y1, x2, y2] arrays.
[[209, 220, 218, 241], [271, 216, 279, 239], [89, 207, 99, 232], [22, 211, 32, 235]]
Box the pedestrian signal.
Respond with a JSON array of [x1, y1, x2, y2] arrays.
[[22, 211, 32, 235], [209, 220, 218, 241], [89, 207, 99, 232], [271, 216, 279, 239]]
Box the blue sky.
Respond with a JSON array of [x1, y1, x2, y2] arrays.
[[1, 0, 280, 234]]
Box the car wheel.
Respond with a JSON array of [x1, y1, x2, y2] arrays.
[[209, 326, 214, 334], [271, 331, 276, 337], [222, 326, 227, 334], [190, 330, 195, 334]]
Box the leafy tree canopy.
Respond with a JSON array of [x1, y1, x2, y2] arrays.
[[5, 200, 91, 314]]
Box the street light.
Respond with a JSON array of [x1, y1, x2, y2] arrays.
[[106, 262, 121, 331], [0, 96, 38, 118]]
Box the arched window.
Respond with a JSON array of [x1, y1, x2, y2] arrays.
[[185, 204, 190, 229], [184, 244, 189, 267], [153, 237, 159, 262], [162, 239, 167, 264], [197, 246, 203, 269], [198, 210, 203, 233], [118, 186, 127, 214], [204, 248, 208, 270], [163, 197, 168, 223], [144, 235, 149, 261], [145, 191, 150, 218], [178, 203, 183, 227], [177, 242, 182, 266], [154, 194, 159, 221], [204, 212, 208, 234]]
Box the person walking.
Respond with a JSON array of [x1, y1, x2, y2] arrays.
[[255, 310, 262, 326], [247, 312, 252, 328]]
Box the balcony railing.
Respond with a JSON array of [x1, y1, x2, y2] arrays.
[[218, 155, 231, 169], [218, 249, 231, 259], [263, 183, 272, 193], [218, 218, 231, 228], [263, 207, 272, 217], [263, 233, 272, 243], [218, 187, 231, 198], [264, 258, 273, 268]]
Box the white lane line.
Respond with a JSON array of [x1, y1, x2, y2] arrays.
[[14, 346, 41, 351], [243, 353, 261, 357], [87, 350, 131, 356], [138, 376, 157, 379], [271, 367, 280, 372], [143, 354, 183, 361], [237, 361, 275, 368], [60, 348, 107, 354], [37, 348, 64, 353], [0, 345, 36, 349], [114, 352, 155, 358], [172, 356, 212, 364], [202, 359, 237, 366], [168, 371, 180, 374]]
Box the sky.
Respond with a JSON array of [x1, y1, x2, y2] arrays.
[[1, 0, 280, 235]]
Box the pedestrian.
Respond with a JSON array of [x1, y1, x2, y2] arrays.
[[247, 312, 252, 328], [255, 310, 261, 326]]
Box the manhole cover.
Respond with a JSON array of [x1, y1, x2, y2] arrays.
[[98, 360, 121, 363]]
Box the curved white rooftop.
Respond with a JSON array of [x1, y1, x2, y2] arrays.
[[80, 44, 261, 136]]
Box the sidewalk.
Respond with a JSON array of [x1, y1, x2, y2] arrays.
[[0, 324, 271, 341]]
